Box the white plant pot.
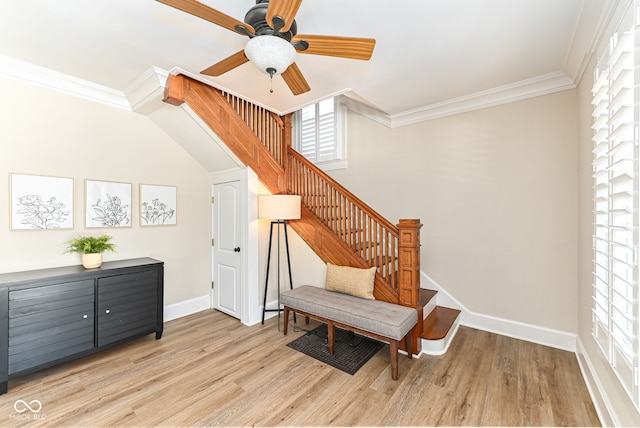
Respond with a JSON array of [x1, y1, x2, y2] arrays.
[[82, 253, 103, 269]]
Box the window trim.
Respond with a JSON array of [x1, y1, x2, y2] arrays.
[[591, 0, 640, 409]]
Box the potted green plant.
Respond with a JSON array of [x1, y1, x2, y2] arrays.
[[65, 234, 116, 269]]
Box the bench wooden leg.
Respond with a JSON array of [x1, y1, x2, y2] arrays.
[[283, 307, 290, 335], [327, 322, 335, 354], [405, 332, 413, 359], [390, 340, 399, 380], [305, 316, 310, 324]]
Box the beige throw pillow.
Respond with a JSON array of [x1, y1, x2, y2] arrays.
[[325, 263, 376, 300]]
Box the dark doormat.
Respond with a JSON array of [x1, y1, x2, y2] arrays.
[[286, 324, 385, 375]]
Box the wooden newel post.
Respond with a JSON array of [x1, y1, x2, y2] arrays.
[[397, 219, 422, 355], [397, 219, 422, 307]]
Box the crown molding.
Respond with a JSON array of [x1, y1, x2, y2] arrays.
[[125, 66, 169, 115], [344, 71, 576, 128], [0, 55, 174, 115], [340, 96, 394, 128], [0, 54, 130, 110], [0, 55, 577, 129]]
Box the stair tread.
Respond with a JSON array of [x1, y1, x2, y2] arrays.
[[419, 289, 437, 308], [352, 241, 378, 251], [421, 306, 461, 340], [365, 257, 395, 267]]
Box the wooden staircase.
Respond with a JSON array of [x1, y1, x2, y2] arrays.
[[163, 74, 460, 355], [419, 289, 461, 354]]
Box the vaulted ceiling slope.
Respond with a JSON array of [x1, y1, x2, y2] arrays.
[[0, 1, 612, 122]]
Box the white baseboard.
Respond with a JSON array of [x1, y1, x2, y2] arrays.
[[164, 295, 268, 326], [164, 295, 211, 322], [576, 337, 615, 427], [462, 310, 577, 352], [420, 271, 577, 352]]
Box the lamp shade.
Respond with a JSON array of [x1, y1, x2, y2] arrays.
[[259, 194, 301, 220], [244, 35, 296, 76]]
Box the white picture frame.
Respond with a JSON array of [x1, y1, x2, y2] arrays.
[[140, 184, 177, 226], [85, 179, 132, 228], [10, 173, 74, 230]]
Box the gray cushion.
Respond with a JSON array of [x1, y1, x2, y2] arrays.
[[281, 285, 417, 340]]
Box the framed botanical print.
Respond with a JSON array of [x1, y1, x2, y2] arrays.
[[10, 173, 74, 230], [140, 184, 177, 226], [85, 179, 132, 228]]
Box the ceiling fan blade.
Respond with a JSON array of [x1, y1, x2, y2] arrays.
[[156, 0, 254, 35], [281, 63, 311, 95], [291, 34, 376, 60], [266, 0, 302, 33], [200, 50, 249, 76]]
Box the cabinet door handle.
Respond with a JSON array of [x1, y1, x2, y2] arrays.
[[83, 314, 88, 319], [105, 309, 110, 314], [234, 247, 241, 252]]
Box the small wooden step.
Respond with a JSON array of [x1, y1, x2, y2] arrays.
[[419, 289, 437, 309], [421, 306, 461, 340]]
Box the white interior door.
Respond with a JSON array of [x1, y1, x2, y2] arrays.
[[212, 180, 242, 319]]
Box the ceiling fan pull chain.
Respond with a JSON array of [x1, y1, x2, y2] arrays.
[[267, 67, 276, 93]]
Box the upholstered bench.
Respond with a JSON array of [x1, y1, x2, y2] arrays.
[[280, 284, 418, 380]]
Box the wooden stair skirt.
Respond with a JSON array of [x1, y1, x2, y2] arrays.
[[419, 289, 461, 355]]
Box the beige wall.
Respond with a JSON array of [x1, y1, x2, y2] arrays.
[[331, 91, 579, 332], [0, 76, 211, 307]]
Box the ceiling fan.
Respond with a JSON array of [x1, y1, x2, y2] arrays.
[[156, 0, 376, 95]]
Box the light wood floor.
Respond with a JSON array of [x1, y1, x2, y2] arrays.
[[1, 309, 600, 427]]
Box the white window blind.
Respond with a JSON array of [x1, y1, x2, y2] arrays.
[[591, 8, 640, 407], [294, 97, 346, 170]]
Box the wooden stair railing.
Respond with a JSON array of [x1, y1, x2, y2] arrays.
[[289, 149, 398, 284], [163, 73, 423, 352], [288, 149, 424, 305], [163, 74, 288, 193]]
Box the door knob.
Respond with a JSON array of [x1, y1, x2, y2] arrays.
[[234, 247, 241, 252]]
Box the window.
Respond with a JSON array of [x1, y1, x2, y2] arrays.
[[591, 3, 639, 408], [293, 96, 346, 170]]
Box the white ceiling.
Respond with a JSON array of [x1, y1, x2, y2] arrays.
[[0, 0, 608, 117]]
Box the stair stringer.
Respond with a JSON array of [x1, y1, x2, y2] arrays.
[[163, 74, 287, 194]]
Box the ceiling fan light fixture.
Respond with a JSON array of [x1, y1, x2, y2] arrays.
[[244, 35, 296, 76]]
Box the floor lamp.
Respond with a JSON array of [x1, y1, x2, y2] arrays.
[[259, 194, 301, 329]]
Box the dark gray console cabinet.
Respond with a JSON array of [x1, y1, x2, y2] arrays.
[[0, 258, 163, 394]]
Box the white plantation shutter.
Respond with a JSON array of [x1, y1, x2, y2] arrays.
[[591, 7, 640, 407], [299, 103, 319, 162], [294, 97, 346, 170], [317, 98, 336, 162]]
